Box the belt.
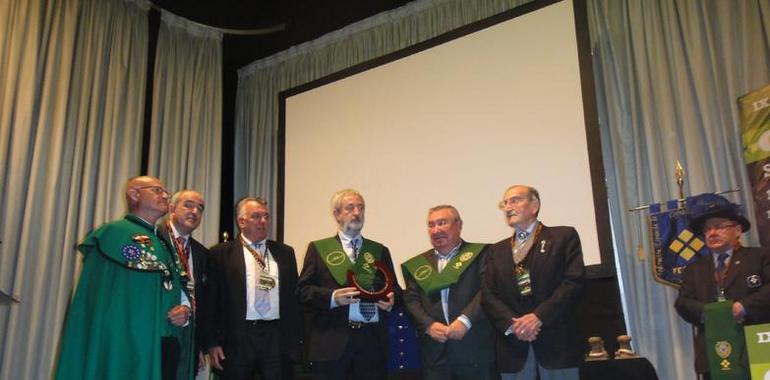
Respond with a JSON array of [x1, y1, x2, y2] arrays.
[[245, 319, 279, 326], [348, 321, 374, 329]]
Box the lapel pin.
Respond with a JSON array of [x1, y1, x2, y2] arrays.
[[540, 240, 547, 253]]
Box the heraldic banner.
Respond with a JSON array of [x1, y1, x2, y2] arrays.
[[704, 301, 747, 379], [738, 83, 770, 247], [744, 323, 770, 380], [648, 198, 709, 287]]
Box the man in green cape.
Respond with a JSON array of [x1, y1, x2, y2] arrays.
[[55, 176, 194, 380]]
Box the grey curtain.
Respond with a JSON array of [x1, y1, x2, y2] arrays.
[[0, 0, 150, 378], [148, 11, 223, 247], [235, 0, 770, 379]]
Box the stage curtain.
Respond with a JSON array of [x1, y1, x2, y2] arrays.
[[0, 0, 149, 378], [147, 10, 223, 246]]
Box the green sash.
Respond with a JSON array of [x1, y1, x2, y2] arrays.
[[704, 301, 747, 379], [313, 237, 384, 288], [401, 242, 485, 295]]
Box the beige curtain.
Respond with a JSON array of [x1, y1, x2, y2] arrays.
[[148, 11, 223, 246], [0, 0, 149, 377]]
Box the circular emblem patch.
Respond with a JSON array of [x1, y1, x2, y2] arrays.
[[414, 264, 433, 280], [715, 341, 732, 359], [364, 252, 375, 264], [121, 244, 142, 261], [326, 251, 347, 266], [459, 252, 473, 262]]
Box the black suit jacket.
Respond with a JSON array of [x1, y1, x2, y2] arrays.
[[402, 241, 494, 367], [157, 225, 210, 353], [296, 235, 402, 362], [202, 239, 303, 362], [675, 246, 770, 373], [481, 225, 585, 373]]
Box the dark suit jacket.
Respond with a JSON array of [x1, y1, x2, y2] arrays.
[[402, 241, 494, 368], [296, 235, 402, 362], [674, 246, 770, 373], [202, 239, 303, 362], [157, 225, 210, 354], [481, 225, 585, 373]]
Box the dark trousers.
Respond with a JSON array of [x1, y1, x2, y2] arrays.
[[311, 326, 386, 380], [422, 350, 496, 380], [161, 337, 181, 380], [220, 320, 283, 380]]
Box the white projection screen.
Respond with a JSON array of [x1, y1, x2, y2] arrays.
[[280, 0, 613, 282]]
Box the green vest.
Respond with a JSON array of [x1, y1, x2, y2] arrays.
[[313, 236, 384, 288], [402, 242, 485, 295]]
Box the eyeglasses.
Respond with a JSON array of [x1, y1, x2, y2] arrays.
[[134, 185, 169, 195], [498, 196, 529, 210], [703, 222, 739, 233]]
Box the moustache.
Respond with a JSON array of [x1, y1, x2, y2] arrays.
[[431, 232, 448, 240]]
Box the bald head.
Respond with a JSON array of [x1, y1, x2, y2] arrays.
[[125, 176, 169, 223]]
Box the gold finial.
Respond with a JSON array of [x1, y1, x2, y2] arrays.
[[221, 231, 230, 242], [675, 160, 685, 208]]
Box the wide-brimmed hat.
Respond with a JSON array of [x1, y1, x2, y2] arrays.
[[687, 193, 751, 234]]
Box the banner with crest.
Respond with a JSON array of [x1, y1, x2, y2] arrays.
[[648, 198, 709, 287]]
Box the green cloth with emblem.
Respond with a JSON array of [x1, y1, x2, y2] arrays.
[[704, 301, 747, 379], [744, 323, 770, 380], [313, 237, 383, 289], [401, 243, 485, 295], [55, 214, 193, 380]]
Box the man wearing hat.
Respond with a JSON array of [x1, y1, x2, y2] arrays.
[[675, 193, 770, 377]]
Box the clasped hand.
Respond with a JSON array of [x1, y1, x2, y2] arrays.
[[511, 313, 542, 342]]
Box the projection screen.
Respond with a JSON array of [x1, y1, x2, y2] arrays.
[[280, 0, 612, 282]]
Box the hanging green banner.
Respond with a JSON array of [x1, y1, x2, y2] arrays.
[[738, 83, 770, 247], [744, 323, 770, 380], [704, 301, 747, 379]]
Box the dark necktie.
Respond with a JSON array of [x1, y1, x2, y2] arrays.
[[352, 238, 375, 321], [716, 252, 729, 281], [351, 238, 360, 261]]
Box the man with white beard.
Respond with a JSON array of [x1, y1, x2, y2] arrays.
[[297, 189, 401, 380]]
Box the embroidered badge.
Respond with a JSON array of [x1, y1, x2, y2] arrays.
[[326, 251, 346, 266], [747, 274, 761, 288], [414, 264, 433, 280], [121, 244, 142, 261], [459, 252, 473, 262], [132, 234, 152, 246]]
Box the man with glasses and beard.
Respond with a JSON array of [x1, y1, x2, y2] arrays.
[[675, 194, 770, 379], [482, 185, 585, 380], [56, 176, 190, 380], [297, 189, 400, 380]]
